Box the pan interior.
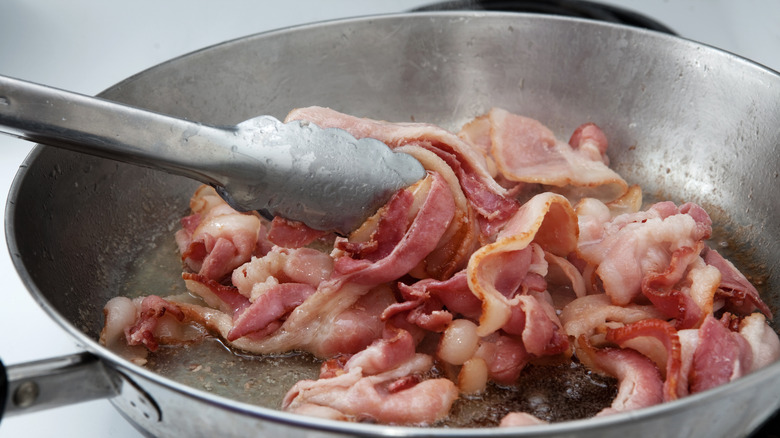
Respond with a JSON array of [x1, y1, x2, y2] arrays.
[[7, 11, 780, 431]]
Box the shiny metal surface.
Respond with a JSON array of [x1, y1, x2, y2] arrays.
[[5, 12, 780, 438], [0, 75, 423, 233], [3, 354, 115, 416]]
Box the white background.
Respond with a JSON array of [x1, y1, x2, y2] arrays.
[[1, 1, 778, 436]]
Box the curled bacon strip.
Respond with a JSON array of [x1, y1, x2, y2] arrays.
[[577, 336, 664, 416], [488, 108, 628, 201], [605, 319, 682, 402], [334, 172, 455, 285], [703, 247, 773, 318], [468, 192, 578, 336]]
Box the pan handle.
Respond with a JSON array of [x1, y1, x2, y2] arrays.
[[0, 352, 117, 422]]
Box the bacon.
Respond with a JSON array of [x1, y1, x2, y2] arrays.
[[231, 247, 334, 301], [334, 172, 455, 285], [112, 284, 395, 358], [182, 273, 249, 316], [124, 295, 202, 352], [100, 297, 152, 365], [605, 319, 682, 402], [577, 201, 713, 306], [175, 185, 265, 281], [703, 247, 773, 318], [100, 108, 780, 427], [507, 294, 570, 357], [577, 339, 664, 416], [282, 353, 458, 425], [227, 283, 317, 341], [568, 122, 609, 164], [640, 246, 705, 329], [488, 108, 627, 201], [468, 192, 578, 335], [561, 294, 664, 346], [341, 329, 418, 375], [474, 333, 530, 384], [499, 412, 548, 427], [689, 314, 753, 394], [394, 145, 479, 279], [266, 216, 328, 248], [458, 114, 493, 157], [739, 313, 780, 371], [382, 271, 482, 332]]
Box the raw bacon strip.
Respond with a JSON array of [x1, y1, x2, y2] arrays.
[[423, 145, 519, 225], [684, 259, 723, 324], [605, 319, 682, 402], [117, 285, 395, 358], [227, 283, 317, 341], [335, 188, 411, 267], [474, 333, 530, 384], [231, 247, 334, 301], [640, 245, 704, 329], [689, 315, 753, 394], [488, 108, 628, 201], [739, 313, 780, 371], [383, 271, 483, 332], [468, 192, 578, 336], [458, 114, 493, 157], [560, 294, 664, 346], [703, 247, 773, 318], [282, 353, 458, 425], [266, 216, 328, 248], [507, 294, 570, 357], [568, 122, 609, 165], [175, 185, 265, 281], [577, 201, 713, 306], [334, 172, 455, 285], [576, 338, 664, 416], [340, 329, 417, 376], [100, 297, 154, 365], [182, 273, 249, 316], [395, 145, 479, 279], [125, 296, 193, 352]]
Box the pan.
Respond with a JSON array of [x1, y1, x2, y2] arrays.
[[2, 12, 780, 437]]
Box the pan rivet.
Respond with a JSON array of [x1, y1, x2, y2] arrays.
[[13, 381, 39, 408]]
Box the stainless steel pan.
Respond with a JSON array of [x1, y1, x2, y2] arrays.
[[3, 12, 780, 437]]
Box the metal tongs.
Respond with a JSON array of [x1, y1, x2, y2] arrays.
[[0, 75, 425, 234]]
